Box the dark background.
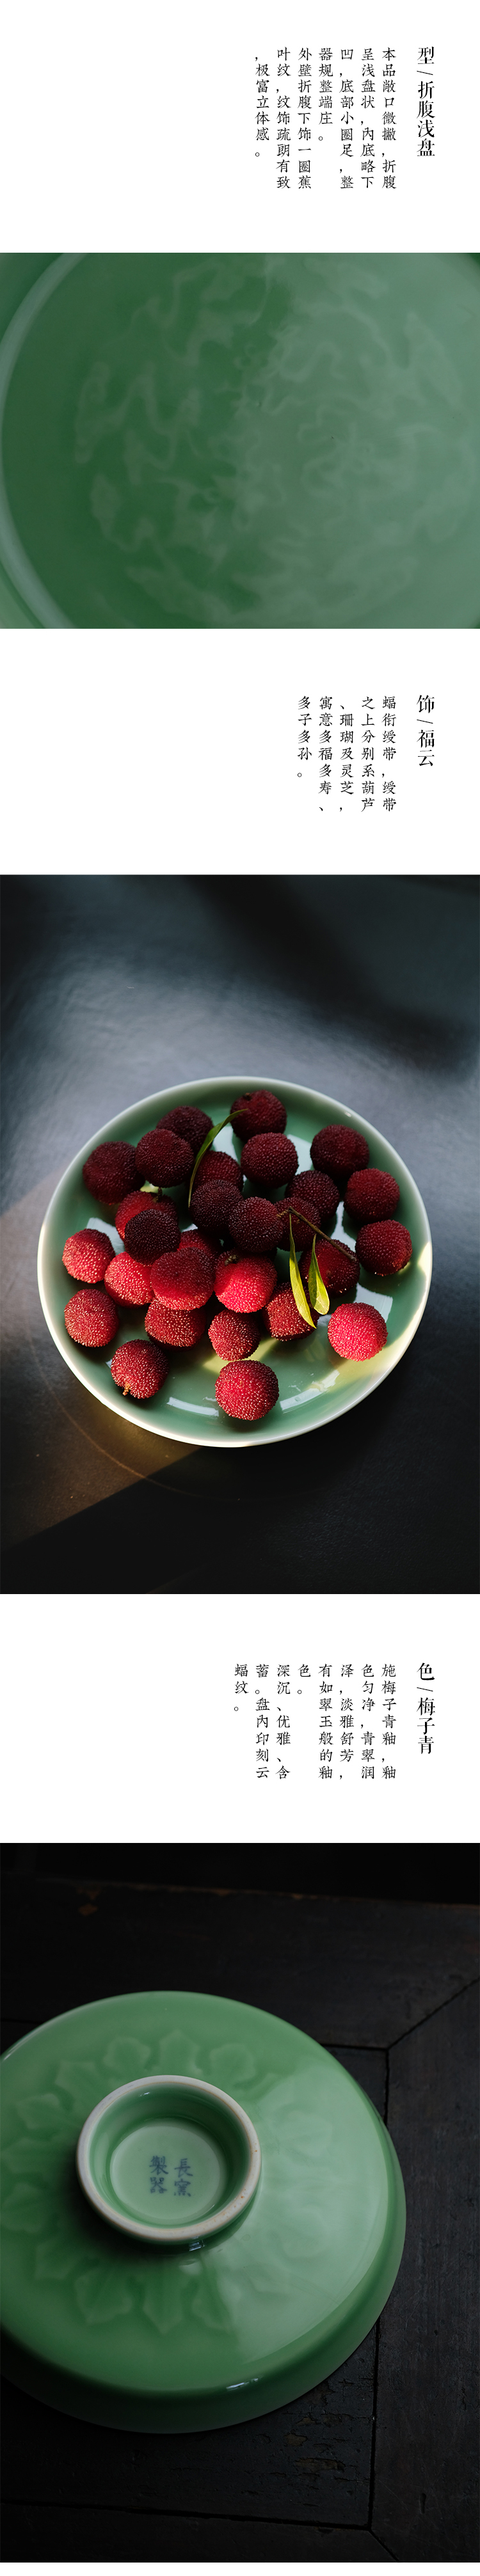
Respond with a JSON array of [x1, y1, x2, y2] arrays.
[[3, 1842, 479, 1902], [1, 1847, 479, 2562], [1, 872, 479, 1593]]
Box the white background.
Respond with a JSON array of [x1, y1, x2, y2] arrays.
[[0, 3, 477, 248], [2, 1593, 477, 1844], [1, 627, 478, 873]]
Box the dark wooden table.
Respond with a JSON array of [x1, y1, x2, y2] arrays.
[[2, 873, 479, 1595], [1, 1871, 478, 2561]]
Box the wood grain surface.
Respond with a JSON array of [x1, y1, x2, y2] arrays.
[[1, 1874, 478, 2561], [373, 1981, 479, 2560]]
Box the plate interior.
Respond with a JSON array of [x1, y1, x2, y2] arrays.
[[1, 254, 480, 628]]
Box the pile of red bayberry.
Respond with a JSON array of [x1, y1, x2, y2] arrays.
[[61, 1091, 412, 1423]]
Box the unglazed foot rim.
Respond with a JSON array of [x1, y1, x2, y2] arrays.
[[76, 2073, 262, 2245]]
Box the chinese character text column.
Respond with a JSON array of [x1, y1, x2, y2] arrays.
[[277, 1664, 291, 1776], [254, 1664, 269, 1778], [382, 1664, 396, 1777], [418, 693, 434, 768], [277, 49, 291, 187], [361, 47, 374, 188], [255, 59, 269, 157], [383, 47, 396, 188], [319, 695, 333, 798], [418, 1659, 435, 1755], [340, 1664, 354, 1767], [340, 52, 353, 189], [383, 695, 396, 810], [319, 47, 333, 155], [319, 1664, 333, 1779], [298, 693, 312, 775], [298, 48, 312, 189], [340, 705, 354, 799], [418, 47, 434, 155], [362, 698, 374, 810], [362, 1664, 374, 1778]]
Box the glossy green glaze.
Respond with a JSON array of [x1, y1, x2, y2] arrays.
[[1, 254, 479, 627], [37, 1075, 432, 1452], [0, 1991, 406, 2431]]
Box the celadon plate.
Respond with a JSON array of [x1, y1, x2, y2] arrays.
[[0, 1990, 406, 2433], [1, 253, 479, 628], [37, 1075, 432, 1452]]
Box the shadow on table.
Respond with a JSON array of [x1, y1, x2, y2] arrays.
[[2, 1318, 478, 1595]]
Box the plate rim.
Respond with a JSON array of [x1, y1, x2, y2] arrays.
[[0, 253, 81, 627], [37, 1071, 433, 1452]]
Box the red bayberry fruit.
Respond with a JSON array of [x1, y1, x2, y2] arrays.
[[183, 1227, 219, 1259], [345, 1168, 401, 1223], [356, 1220, 412, 1275], [115, 1189, 161, 1240], [83, 1141, 137, 1203], [111, 1340, 169, 1400], [148, 1242, 215, 1308], [214, 1252, 277, 1313], [300, 1238, 360, 1300], [228, 1196, 280, 1256], [198, 1149, 243, 1192], [62, 1228, 113, 1283], [230, 1090, 287, 1142], [64, 1288, 118, 1348], [156, 1105, 213, 1152], [310, 1125, 369, 1183], [241, 1134, 298, 1190], [104, 1254, 152, 1306], [264, 1284, 316, 1340], [208, 1311, 261, 1360], [327, 1303, 388, 1361], [276, 1169, 339, 1249], [145, 1300, 209, 1348], [274, 1204, 315, 1252], [215, 1360, 279, 1421], [135, 1130, 193, 1187], [287, 1169, 340, 1218], [190, 1181, 241, 1235], [124, 1203, 180, 1262]]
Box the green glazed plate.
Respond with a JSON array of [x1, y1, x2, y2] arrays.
[[1, 253, 479, 628], [0, 1990, 406, 2432], [37, 1075, 432, 1452]]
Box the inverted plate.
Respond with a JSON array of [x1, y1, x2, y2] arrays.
[[37, 1073, 432, 1451], [0, 1989, 406, 2433]]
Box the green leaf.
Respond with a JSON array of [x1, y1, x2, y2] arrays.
[[289, 1200, 358, 1296], [308, 1237, 330, 1315], [188, 1115, 230, 1207], [289, 1217, 317, 1329], [307, 1242, 319, 1306]]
